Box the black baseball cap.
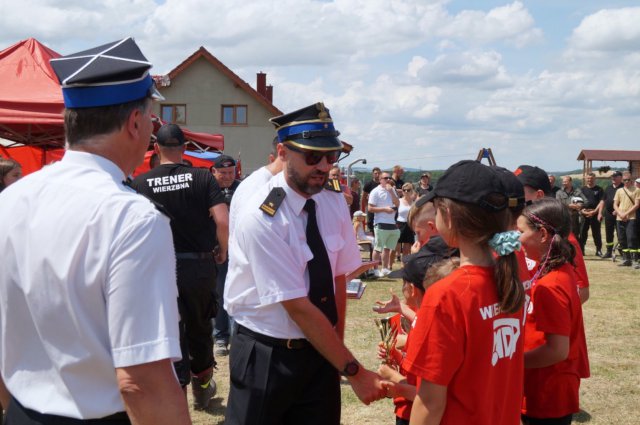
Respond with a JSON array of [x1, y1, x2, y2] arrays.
[[492, 166, 525, 210], [388, 236, 457, 287], [213, 155, 236, 168], [514, 165, 551, 196], [611, 171, 622, 178], [418, 160, 508, 211], [156, 123, 185, 146]]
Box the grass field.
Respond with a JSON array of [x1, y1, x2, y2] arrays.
[[191, 244, 640, 424]]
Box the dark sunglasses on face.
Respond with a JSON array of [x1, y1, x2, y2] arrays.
[[623, 179, 630, 182], [285, 144, 341, 166], [403, 189, 412, 192], [380, 176, 391, 180]]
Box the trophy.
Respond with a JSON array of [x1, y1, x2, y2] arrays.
[[374, 317, 398, 365]]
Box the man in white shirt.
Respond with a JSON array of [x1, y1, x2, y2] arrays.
[[0, 38, 189, 425], [368, 171, 401, 276], [224, 102, 386, 425]]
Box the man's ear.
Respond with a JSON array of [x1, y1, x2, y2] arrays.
[[535, 189, 545, 200], [126, 108, 143, 139], [277, 143, 287, 161]]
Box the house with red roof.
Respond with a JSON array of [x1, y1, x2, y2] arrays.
[[153, 47, 282, 174]]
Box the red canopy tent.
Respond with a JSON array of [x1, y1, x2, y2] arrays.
[[0, 38, 224, 175]]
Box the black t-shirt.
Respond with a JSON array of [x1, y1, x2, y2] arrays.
[[217, 179, 241, 206], [132, 164, 225, 252], [363, 179, 379, 195], [581, 184, 604, 209], [603, 183, 624, 213], [416, 184, 433, 197]]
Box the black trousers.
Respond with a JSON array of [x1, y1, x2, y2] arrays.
[[522, 414, 573, 425], [5, 398, 129, 425], [366, 212, 375, 233], [213, 259, 231, 343], [603, 209, 617, 250], [225, 330, 340, 425], [578, 215, 602, 253], [174, 258, 217, 386], [616, 220, 638, 256]]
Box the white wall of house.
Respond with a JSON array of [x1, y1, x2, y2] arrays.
[[154, 57, 276, 174]]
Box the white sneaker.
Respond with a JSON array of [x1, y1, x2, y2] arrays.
[[381, 268, 392, 276], [374, 269, 383, 278]]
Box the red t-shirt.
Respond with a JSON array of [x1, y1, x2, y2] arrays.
[[388, 313, 415, 420], [523, 233, 588, 289], [404, 265, 524, 425], [522, 263, 590, 418], [568, 233, 589, 289]]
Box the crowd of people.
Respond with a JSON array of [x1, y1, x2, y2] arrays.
[[0, 37, 639, 425]]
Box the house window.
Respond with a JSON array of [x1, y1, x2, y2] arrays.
[[161, 104, 186, 124], [221, 105, 248, 126]]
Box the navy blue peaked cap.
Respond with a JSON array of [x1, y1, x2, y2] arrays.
[[269, 102, 343, 151], [50, 37, 163, 108]]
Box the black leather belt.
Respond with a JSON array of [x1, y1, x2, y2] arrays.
[[9, 397, 130, 424], [175, 252, 212, 260], [237, 325, 311, 350]]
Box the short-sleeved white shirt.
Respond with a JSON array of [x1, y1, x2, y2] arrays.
[[0, 151, 181, 419], [369, 184, 398, 225], [229, 166, 273, 238], [224, 171, 361, 339]]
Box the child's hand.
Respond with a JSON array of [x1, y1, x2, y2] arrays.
[[378, 364, 405, 384], [372, 289, 401, 314]]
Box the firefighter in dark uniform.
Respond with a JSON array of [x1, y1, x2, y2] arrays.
[[579, 172, 604, 256], [131, 123, 229, 410], [209, 154, 241, 356], [599, 170, 624, 258]]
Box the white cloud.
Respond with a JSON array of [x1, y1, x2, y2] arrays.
[[569, 7, 640, 52], [437, 1, 542, 48], [567, 128, 585, 140], [412, 50, 513, 89]]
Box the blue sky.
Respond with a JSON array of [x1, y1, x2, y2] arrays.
[[1, 0, 639, 172]]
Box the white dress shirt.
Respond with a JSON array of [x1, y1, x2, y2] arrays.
[[224, 171, 361, 339], [229, 166, 273, 238], [0, 151, 181, 419]]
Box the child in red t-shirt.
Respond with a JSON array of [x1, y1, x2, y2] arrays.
[[403, 160, 526, 425], [517, 198, 590, 425], [374, 258, 459, 425]]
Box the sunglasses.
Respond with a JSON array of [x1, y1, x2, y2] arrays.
[[285, 144, 341, 166], [403, 189, 412, 192], [623, 179, 631, 182], [380, 176, 391, 180]]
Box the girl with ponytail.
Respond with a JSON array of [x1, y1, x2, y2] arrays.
[[404, 160, 525, 425], [517, 198, 589, 425]]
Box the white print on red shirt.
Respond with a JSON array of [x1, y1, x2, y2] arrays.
[[491, 318, 521, 366], [522, 279, 532, 326]]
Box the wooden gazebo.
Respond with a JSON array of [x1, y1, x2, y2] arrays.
[[577, 150, 640, 181]]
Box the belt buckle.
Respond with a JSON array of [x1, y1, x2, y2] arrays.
[[286, 339, 294, 349]]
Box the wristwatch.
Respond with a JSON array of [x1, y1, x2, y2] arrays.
[[340, 360, 360, 377]]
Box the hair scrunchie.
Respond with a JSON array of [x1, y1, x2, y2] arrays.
[[489, 230, 522, 256]]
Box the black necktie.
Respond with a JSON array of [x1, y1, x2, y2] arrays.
[[303, 199, 337, 325]]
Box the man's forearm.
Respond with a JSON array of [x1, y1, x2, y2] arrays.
[[282, 297, 353, 369], [117, 360, 191, 425], [335, 275, 347, 340]]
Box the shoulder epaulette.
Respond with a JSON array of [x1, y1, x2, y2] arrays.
[[260, 187, 286, 217], [325, 179, 342, 193]]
